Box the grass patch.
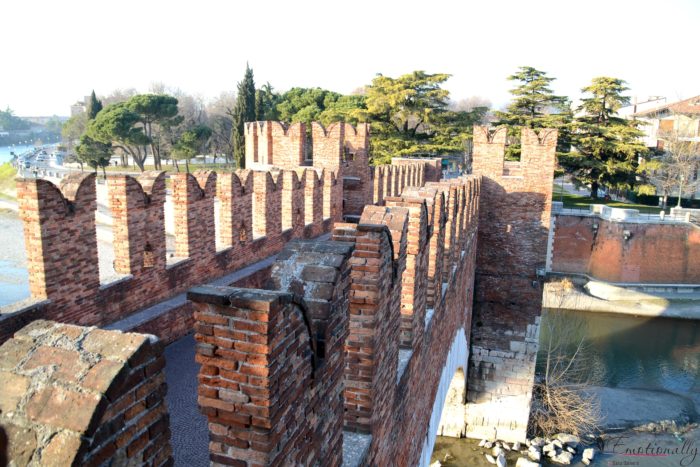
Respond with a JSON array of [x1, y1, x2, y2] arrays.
[[0, 163, 18, 199], [552, 184, 664, 214]]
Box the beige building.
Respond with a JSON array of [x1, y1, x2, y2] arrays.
[[632, 95, 700, 147], [631, 96, 700, 199]]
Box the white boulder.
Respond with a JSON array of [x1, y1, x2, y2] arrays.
[[516, 458, 541, 467], [552, 451, 574, 465]]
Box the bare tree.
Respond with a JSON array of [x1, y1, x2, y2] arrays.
[[206, 91, 236, 164], [450, 95, 492, 113], [654, 121, 700, 208], [101, 88, 138, 107], [531, 279, 602, 437]]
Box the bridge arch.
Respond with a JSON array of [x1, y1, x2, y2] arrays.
[[418, 327, 469, 466]]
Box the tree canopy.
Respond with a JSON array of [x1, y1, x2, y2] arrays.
[[494, 67, 570, 129], [126, 94, 181, 169], [87, 101, 150, 170], [76, 134, 111, 177], [275, 87, 365, 126], [352, 71, 486, 164], [0, 108, 30, 131], [562, 77, 648, 198], [172, 124, 212, 172]]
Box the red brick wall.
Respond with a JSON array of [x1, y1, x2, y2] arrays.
[[468, 125, 556, 441], [16, 173, 100, 324], [551, 215, 700, 283], [342, 123, 371, 216], [189, 238, 354, 466], [245, 121, 305, 169], [0, 320, 172, 466], [9, 165, 345, 345]]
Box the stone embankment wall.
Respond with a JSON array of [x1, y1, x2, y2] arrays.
[[468, 126, 557, 442], [2, 122, 432, 344], [551, 215, 700, 283], [0, 320, 172, 465], [187, 175, 480, 466]]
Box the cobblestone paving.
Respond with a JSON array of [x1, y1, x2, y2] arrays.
[[165, 334, 209, 467]]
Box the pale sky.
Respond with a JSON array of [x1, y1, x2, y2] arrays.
[[2, 0, 698, 116]]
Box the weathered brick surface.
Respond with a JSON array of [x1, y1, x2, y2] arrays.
[[244, 121, 305, 170], [468, 126, 556, 441], [16, 173, 100, 325], [0, 320, 172, 466], [551, 215, 700, 283], [385, 197, 429, 349], [189, 237, 353, 466], [9, 165, 347, 344], [5, 120, 486, 466]]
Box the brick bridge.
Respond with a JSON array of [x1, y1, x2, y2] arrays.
[[0, 124, 556, 465]]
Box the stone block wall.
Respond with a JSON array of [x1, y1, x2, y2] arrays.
[[468, 126, 556, 442], [0, 320, 172, 465], [551, 214, 700, 283]]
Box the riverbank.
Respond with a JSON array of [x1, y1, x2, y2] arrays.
[[543, 279, 700, 320], [431, 425, 700, 466]]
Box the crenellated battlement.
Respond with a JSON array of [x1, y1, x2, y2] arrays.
[[244, 121, 436, 217], [0, 124, 559, 466], [3, 165, 349, 343], [468, 125, 557, 442], [187, 174, 481, 465]]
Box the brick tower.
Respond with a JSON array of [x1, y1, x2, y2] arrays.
[[467, 126, 557, 441]]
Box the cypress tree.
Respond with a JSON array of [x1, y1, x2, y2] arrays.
[[86, 90, 103, 120], [231, 64, 256, 168]]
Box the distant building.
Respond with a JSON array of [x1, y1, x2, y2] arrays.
[[70, 96, 90, 116], [631, 95, 700, 147], [629, 95, 700, 198]]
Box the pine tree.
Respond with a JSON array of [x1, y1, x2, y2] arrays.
[[86, 90, 103, 120], [562, 77, 648, 198], [231, 64, 256, 168], [494, 67, 571, 160], [494, 67, 570, 129]]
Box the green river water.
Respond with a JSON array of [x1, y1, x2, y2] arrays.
[[430, 309, 700, 466]]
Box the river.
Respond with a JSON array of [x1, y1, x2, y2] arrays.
[[0, 209, 30, 306], [0, 144, 38, 163], [430, 309, 700, 466]]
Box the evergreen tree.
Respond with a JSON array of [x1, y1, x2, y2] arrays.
[[254, 83, 280, 121], [494, 67, 570, 128], [563, 77, 648, 198], [494, 67, 572, 160], [231, 64, 256, 168], [352, 71, 485, 164], [76, 134, 111, 178], [86, 90, 103, 120]]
